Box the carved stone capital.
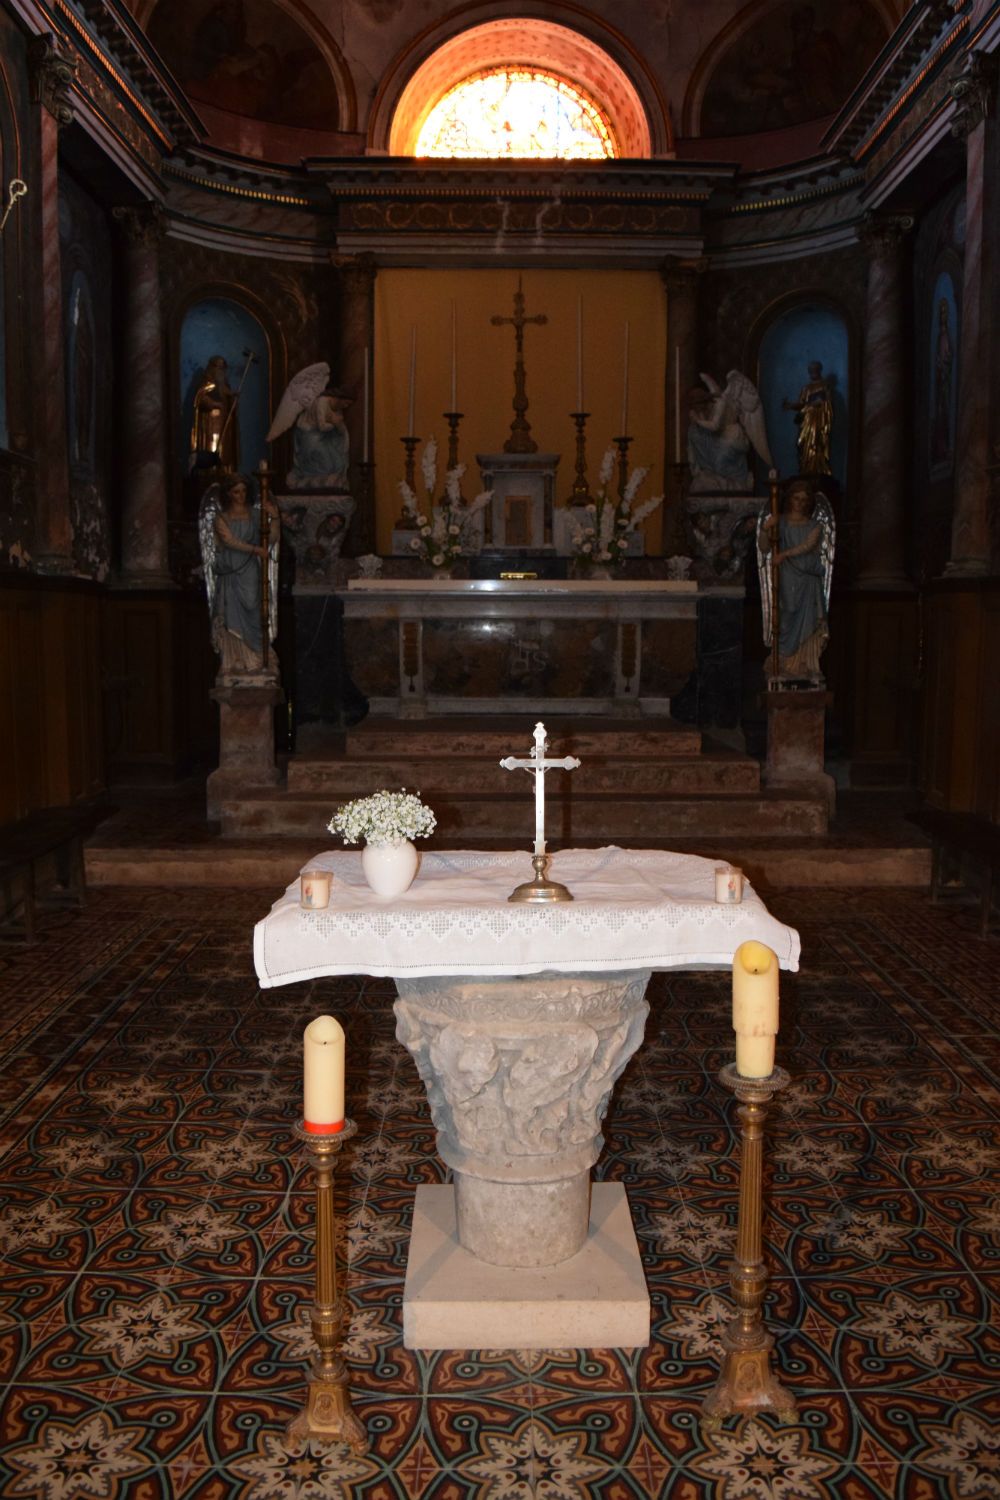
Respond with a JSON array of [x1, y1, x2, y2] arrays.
[[28, 34, 77, 127], [660, 256, 709, 295], [112, 203, 166, 249], [330, 251, 377, 293], [858, 212, 914, 260], [950, 51, 997, 141]]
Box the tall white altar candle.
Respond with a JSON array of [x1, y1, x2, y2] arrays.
[[576, 295, 583, 411], [362, 346, 370, 463], [534, 721, 546, 856], [450, 300, 457, 411], [303, 1014, 345, 1133], [674, 345, 681, 455], [621, 321, 630, 434], [732, 941, 779, 1077], [408, 326, 416, 436]]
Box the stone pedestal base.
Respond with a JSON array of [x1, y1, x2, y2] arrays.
[[207, 680, 283, 820], [394, 969, 651, 1268], [403, 1183, 650, 1350], [764, 689, 835, 818]]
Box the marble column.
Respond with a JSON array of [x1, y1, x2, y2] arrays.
[[856, 215, 913, 589], [332, 252, 377, 554], [660, 258, 705, 554], [946, 52, 997, 575], [112, 205, 173, 586], [28, 37, 76, 575]]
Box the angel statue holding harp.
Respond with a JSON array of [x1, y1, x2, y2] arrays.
[[688, 370, 773, 493], [198, 471, 279, 681], [267, 361, 351, 491], [756, 476, 835, 685]]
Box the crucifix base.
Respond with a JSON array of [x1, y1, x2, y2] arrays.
[[508, 852, 574, 903]]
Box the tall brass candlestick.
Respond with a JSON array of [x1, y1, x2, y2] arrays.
[[443, 411, 463, 473], [397, 436, 421, 529], [285, 1119, 367, 1452], [568, 412, 593, 504], [613, 435, 633, 502], [702, 1064, 797, 1427]]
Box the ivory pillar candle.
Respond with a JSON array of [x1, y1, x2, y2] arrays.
[[732, 940, 779, 1077], [303, 1014, 345, 1133], [362, 345, 370, 463], [576, 295, 584, 411], [674, 345, 681, 455], [408, 327, 416, 436]]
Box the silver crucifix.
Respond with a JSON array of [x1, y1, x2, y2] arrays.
[[500, 721, 580, 903]]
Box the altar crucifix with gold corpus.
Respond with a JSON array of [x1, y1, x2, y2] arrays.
[[491, 276, 548, 455], [501, 722, 581, 902]]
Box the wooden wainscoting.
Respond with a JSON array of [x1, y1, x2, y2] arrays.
[[0, 575, 105, 823]]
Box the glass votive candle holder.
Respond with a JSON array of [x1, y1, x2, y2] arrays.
[[715, 865, 744, 904], [300, 870, 332, 909]]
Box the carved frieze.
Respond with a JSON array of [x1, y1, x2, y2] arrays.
[[338, 198, 698, 238]]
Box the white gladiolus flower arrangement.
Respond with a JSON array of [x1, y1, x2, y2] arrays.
[[570, 448, 663, 569], [403, 440, 491, 570], [328, 789, 437, 847]]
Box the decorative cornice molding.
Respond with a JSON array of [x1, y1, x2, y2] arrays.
[[28, 32, 78, 126], [950, 49, 998, 138]]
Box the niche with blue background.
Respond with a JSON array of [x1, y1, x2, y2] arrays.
[[757, 303, 850, 489], [179, 297, 270, 475]]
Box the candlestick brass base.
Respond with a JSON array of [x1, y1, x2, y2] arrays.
[[285, 1119, 367, 1452], [702, 1064, 797, 1429], [508, 853, 574, 903]]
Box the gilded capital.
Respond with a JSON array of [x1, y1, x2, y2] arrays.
[[858, 213, 914, 259], [28, 34, 77, 127], [660, 256, 709, 295], [112, 203, 166, 249], [950, 51, 997, 141], [330, 251, 378, 292]]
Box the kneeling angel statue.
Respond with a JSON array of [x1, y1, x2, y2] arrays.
[[688, 370, 773, 493], [756, 477, 835, 685], [198, 471, 280, 682], [267, 361, 352, 491]]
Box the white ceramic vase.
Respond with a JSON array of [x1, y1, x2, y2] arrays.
[[361, 839, 419, 898]]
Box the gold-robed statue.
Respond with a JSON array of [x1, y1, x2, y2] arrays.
[[190, 354, 242, 472], [782, 361, 833, 476]]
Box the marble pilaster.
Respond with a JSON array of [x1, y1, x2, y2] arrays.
[[29, 38, 76, 574], [856, 214, 913, 589], [332, 253, 376, 554], [113, 205, 172, 587], [947, 52, 997, 576]]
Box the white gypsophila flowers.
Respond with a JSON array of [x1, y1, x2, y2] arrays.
[[328, 790, 436, 847], [421, 437, 438, 495]]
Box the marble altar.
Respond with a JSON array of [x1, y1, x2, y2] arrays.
[[255, 847, 799, 1348], [338, 577, 718, 719]]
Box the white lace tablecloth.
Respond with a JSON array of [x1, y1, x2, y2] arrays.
[[254, 847, 800, 986]]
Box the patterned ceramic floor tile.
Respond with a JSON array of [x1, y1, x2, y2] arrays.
[[0, 886, 998, 1497]]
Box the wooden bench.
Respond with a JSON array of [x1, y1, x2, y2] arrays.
[[907, 807, 1000, 940], [0, 804, 112, 943]]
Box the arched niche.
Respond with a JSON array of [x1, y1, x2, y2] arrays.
[[143, 0, 355, 136], [683, 0, 893, 139], [178, 296, 272, 478], [375, 9, 667, 158], [755, 299, 852, 490]]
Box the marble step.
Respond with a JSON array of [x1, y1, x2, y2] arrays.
[[286, 753, 760, 797], [222, 789, 827, 841], [340, 719, 703, 760]]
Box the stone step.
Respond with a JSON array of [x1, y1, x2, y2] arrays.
[[221, 789, 827, 842], [286, 753, 759, 798], [341, 718, 703, 760]]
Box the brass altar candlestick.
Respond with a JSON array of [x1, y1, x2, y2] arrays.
[[443, 411, 464, 473], [285, 1119, 367, 1452], [613, 435, 633, 501], [508, 852, 574, 904], [397, 436, 420, 528], [568, 412, 593, 505], [702, 1064, 797, 1427]]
